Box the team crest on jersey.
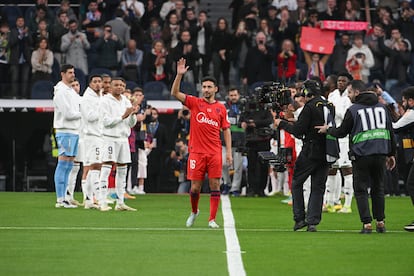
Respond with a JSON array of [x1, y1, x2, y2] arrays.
[[215, 108, 221, 114]]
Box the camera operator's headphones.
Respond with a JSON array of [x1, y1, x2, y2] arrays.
[[301, 80, 321, 97]]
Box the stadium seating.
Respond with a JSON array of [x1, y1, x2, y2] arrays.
[[126, 80, 138, 91], [1, 5, 23, 28], [30, 80, 55, 99], [143, 81, 169, 100], [89, 67, 113, 77], [51, 58, 60, 84], [180, 81, 197, 96]]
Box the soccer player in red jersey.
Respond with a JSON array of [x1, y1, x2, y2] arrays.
[[171, 58, 233, 228]]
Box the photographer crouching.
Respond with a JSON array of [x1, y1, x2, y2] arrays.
[[274, 80, 331, 232]]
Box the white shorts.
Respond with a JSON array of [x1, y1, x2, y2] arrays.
[[137, 148, 148, 179], [82, 136, 103, 166], [102, 136, 131, 164], [332, 138, 352, 168], [74, 138, 84, 163]]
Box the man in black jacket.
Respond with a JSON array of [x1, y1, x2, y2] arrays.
[[317, 80, 396, 234], [274, 80, 330, 232]]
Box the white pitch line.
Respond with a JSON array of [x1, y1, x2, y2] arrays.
[[0, 226, 407, 233], [221, 195, 247, 276]]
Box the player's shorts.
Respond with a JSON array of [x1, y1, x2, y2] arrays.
[[82, 136, 103, 166], [331, 138, 352, 168], [137, 148, 148, 179], [56, 132, 79, 157], [74, 138, 83, 163], [101, 136, 131, 164], [187, 152, 222, 180]]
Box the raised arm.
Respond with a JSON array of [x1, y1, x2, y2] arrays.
[[171, 58, 188, 103]]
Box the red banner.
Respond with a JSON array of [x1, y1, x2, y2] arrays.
[[321, 20, 369, 31], [300, 27, 336, 54]]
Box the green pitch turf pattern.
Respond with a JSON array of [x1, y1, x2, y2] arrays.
[[0, 193, 413, 275]]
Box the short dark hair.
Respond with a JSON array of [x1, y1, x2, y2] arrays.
[[60, 64, 74, 73], [68, 19, 77, 25], [337, 71, 353, 81], [402, 87, 414, 100], [101, 73, 111, 79], [111, 77, 126, 83], [201, 76, 218, 86], [132, 87, 144, 93], [227, 87, 239, 93], [350, 80, 366, 92], [88, 74, 102, 84]]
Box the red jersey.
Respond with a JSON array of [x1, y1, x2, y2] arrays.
[[184, 95, 230, 154]]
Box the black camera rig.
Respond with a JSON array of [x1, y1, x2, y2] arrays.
[[258, 148, 293, 172]]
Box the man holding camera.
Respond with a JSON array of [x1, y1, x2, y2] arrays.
[[274, 80, 331, 232]]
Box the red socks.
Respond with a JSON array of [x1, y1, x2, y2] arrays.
[[190, 191, 200, 214], [209, 191, 221, 222]]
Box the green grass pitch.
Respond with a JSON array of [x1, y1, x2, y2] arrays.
[[0, 192, 413, 275]]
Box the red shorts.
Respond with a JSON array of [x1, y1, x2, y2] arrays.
[[187, 152, 222, 180]]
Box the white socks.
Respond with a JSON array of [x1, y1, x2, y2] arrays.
[[115, 165, 127, 205], [99, 164, 112, 206], [325, 174, 337, 206], [343, 174, 353, 207], [65, 162, 80, 201]]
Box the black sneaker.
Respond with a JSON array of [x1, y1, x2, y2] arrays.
[[376, 221, 386, 233], [293, 220, 307, 231], [404, 221, 414, 232], [360, 223, 372, 234], [307, 225, 317, 232]]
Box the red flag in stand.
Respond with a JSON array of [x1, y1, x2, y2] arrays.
[[300, 27, 336, 54]]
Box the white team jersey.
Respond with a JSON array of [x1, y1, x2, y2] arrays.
[[53, 81, 81, 134], [100, 93, 137, 139], [80, 87, 103, 137]]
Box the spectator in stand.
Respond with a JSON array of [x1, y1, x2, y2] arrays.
[[290, 0, 308, 24], [271, 0, 298, 11], [318, 0, 341, 20], [27, 4, 53, 35], [182, 8, 198, 44], [237, 0, 258, 31], [145, 107, 169, 193], [375, 6, 395, 38], [231, 19, 252, 86], [229, 0, 244, 30], [253, 18, 274, 49], [346, 33, 374, 83], [365, 23, 386, 83], [385, 27, 403, 49], [303, 50, 330, 82], [144, 39, 171, 85], [145, 17, 163, 43], [272, 8, 298, 53], [162, 12, 181, 51], [120, 0, 146, 22], [397, 6, 414, 84], [276, 39, 297, 84], [120, 39, 144, 83], [329, 32, 352, 75], [303, 9, 319, 28], [31, 37, 53, 85], [25, 0, 55, 27], [173, 106, 191, 141], [9, 16, 32, 99], [50, 11, 69, 66], [95, 25, 123, 76], [31, 19, 50, 47], [378, 32, 411, 92], [54, 0, 78, 21], [211, 17, 232, 91], [172, 0, 186, 23], [172, 30, 200, 85], [265, 5, 278, 27], [171, 138, 190, 194], [196, 10, 213, 79], [243, 31, 274, 86], [339, 0, 361, 21], [141, 0, 161, 30], [81, 0, 105, 43], [0, 23, 10, 97], [106, 9, 131, 47], [160, 0, 176, 21], [61, 19, 90, 75]]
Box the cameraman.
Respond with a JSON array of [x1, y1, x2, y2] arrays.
[[240, 95, 274, 197], [274, 80, 330, 232], [221, 88, 245, 196]]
